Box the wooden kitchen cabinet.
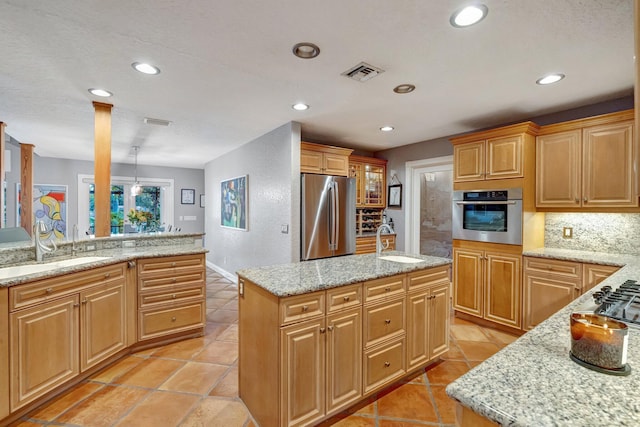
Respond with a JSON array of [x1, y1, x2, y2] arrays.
[[349, 156, 387, 208], [451, 122, 539, 183], [582, 263, 619, 292], [453, 242, 521, 329], [8, 263, 127, 410], [301, 142, 353, 176], [536, 110, 637, 209], [137, 254, 206, 341], [522, 257, 582, 331]]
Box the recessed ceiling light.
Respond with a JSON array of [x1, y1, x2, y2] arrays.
[[380, 126, 394, 132], [88, 88, 113, 97], [536, 73, 566, 85], [393, 84, 416, 94], [450, 4, 488, 27], [132, 62, 161, 75], [292, 103, 310, 111], [292, 42, 320, 59]]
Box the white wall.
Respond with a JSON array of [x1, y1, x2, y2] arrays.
[[204, 122, 301, 277]]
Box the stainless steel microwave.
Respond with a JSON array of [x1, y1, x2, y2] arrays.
[[452, 188, 522, 245]]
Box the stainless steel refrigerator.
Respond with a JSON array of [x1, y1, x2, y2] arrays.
[[301, 174, 356, 261]]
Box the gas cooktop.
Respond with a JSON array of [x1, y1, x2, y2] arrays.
[[592, 280, 640, 327]]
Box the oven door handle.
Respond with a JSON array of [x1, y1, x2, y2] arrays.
[[454, 201, 517, 205]]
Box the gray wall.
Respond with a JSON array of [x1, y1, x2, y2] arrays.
[[2, 138, 204, 233], [204, 122, 301, 277], [374, 96, 634, 252]]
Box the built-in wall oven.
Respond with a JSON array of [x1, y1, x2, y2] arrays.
[[452, 188, 522, 245]]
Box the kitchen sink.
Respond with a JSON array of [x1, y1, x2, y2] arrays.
[[0, 256, 112, 280], [378, 255, 426, 264]]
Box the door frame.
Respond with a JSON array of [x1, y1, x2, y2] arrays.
[[404, 155, 453, 254]]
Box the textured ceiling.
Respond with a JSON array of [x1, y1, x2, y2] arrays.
[[0, 0, 635, 169]]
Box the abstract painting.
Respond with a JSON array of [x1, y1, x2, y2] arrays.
[[33, 184, 67, 239], [221, 175, 247, 230]]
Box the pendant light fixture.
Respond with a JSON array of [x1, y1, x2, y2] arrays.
[[131, 146, 142, 196]]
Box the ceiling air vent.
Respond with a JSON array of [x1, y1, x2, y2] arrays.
[[341, 62, 385, 82], [144, 117, 172, 126]]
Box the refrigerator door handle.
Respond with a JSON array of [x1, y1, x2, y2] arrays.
[[332, 181, 340, 251]]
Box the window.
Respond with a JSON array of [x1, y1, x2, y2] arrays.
[[79, 174, 174, 236]]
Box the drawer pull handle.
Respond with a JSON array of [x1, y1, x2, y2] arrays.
[[45, 287, 53, 294], [171, 317, 177, 322], [384, 362, 391, 367], [343, 296, 350, 301], [384, 319, 391, 325], [328, 326, 334, 332], [302, 305, 309, 312], [320, 327, 326, 333]]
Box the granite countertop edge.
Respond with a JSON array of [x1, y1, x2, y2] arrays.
[[446, 247, 640, 426], [237, 251, 452, 297], [0, 245, 208, 287]]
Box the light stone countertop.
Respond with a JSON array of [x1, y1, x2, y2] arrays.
[[236, 251, 452, 297], [0, 243, 207, 287], [446, 248, 640, 426]]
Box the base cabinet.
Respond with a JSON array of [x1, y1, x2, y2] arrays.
[[239, 265, 450, 427]]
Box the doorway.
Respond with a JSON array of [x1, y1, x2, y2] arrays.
[[405, 156, 453, 257]]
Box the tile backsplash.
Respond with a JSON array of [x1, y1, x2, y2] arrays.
[[545, 213, 640, 255]]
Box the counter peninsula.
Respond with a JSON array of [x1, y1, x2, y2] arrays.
[[237, 252, 452, 427]]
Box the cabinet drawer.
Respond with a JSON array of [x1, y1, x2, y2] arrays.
[[524, 257, 581, 279], [138, 271, 205, 292], [137, 254, 205, 277], [364, 297, 405, 348], [363, 337, 405, 394], [407, 266, 450, 292], [326, 283, 362, 313], [280, 291, 325, 325], [9, 263, 126, 311], [138, 301, 205, 341], [139, 284, 205, 308], [363, 274, 405, 303]]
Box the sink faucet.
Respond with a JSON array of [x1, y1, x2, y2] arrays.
[[376, 223, 394, 257], [72, 224, 80, 256], [34, 221, 57, 262]]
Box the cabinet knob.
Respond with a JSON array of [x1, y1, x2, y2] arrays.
[[384, 287, 391, 292], [81, 299, 88, 305], [171, 262, 176, 267], [384, 361, 391, 367], [172, 294, 177, 299], [328, 326, 334, 332], [171, 316, 177, 322], [73, 303, 80, 308], [45, 287, 53, 294], [384, 319, 391, 325], [302, 305, 309, 312], [575, 198, 580, 203], [104, 273, 110, 278], [343, 296, 350, 302], [172, 278, 177, 283], [128, 260, 136, 269], [320, 327, 326, 333]]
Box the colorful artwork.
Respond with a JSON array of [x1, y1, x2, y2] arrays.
[[221, 175, 247, 230], [33, 184, 67, 239]]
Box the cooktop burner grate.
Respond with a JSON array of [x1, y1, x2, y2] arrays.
[[594, 280, 640, 325]]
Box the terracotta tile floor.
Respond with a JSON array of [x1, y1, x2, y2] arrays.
[[15, 269, 518, 427]]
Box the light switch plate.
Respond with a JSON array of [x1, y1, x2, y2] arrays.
[[563, 227, 573, 238], [281, 224, 289, 234]]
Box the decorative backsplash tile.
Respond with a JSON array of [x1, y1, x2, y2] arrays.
[[545, 213, 640, 255]]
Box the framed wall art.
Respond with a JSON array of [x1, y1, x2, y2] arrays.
[[181, 188, 195, 204], [221, 175, 247, 230], [33, 184, 68, 239], [388, 184, 402, 208]]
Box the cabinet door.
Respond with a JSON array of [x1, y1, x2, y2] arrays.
[[80, 281, 127, 371], [522, 273, 580, 331], [364, 165, 385, 207], [486, 134, 523, 180], [280, 318, 325, 427], [428, 282, 450, 360], [10, 295, 79, 410], [453, 141, 484, 182], [536, 130, 582, 208], [484, 253, 521, 328], [301, 149, 324, 174], [406, 290, 429, 371], [326, 308, 361, 415], [453, 248, 483, 317], [583, 121, 636, 207], [582, 264, 619, 293], [324, 153, 350, 176], [350, 163, 363, 206]]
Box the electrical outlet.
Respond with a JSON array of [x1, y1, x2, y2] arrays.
[[563, 227, 573, 238], [281, 224, 289, 234], [122, 240, 135, 248], [85, 243, 96, 251]]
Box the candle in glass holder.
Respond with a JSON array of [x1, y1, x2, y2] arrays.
[[570, 313, 628, 370]]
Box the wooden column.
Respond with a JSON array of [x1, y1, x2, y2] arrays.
[[93, 102, 113, 238], [20, 144, 34, 236], [0, 122, 5, 229]]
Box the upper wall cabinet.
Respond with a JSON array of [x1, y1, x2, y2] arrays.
[[536, 110, 637, 210], [301, 142, 353, 177], [349, 156, 387, 208], [451, 122, 539, 183]]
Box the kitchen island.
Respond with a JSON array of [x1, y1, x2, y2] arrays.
[[237, 252, 452, 427], [446, 248, 640, 426]]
